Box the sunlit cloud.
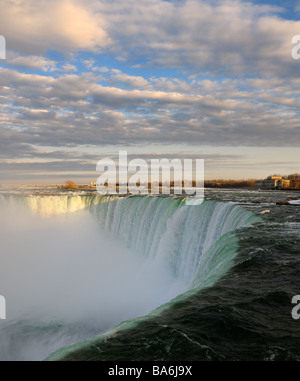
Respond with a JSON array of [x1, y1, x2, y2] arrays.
[[0, 0, 299, 182]]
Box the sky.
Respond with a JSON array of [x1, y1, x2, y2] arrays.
[[0, 0, 299, 184]]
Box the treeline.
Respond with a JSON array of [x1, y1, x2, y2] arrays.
[[290, 179, 300, 189], [155, 180, 257, 189], [287, 173, 300, 179], [203, 179, 257, 188], [60, 180, 78, 189], [60, 174, 300, 191], [286, 174, 300, 189]]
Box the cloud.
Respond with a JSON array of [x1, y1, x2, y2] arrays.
[[82, 59, 95, 69], [0, 0, 109, 54], [1, 0, 299, 77], [94, 0, 300, 77], [0, 0, 300, 183], [109, 70, 152, 90], [61, 64, 78, 72], [0, 66, 299, 156], [6, 52, 57, 72]]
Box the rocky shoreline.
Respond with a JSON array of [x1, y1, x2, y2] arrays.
[[276, 197, 300, 205]]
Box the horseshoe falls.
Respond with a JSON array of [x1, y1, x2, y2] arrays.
[[0, 187, 300, 361]]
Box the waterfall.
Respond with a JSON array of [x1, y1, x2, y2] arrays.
[[0, 194, 260, 361]]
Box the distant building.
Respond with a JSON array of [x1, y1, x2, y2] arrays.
[[255, 176, 290, 190]]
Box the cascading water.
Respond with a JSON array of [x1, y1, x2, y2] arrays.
[[0, 194, 260, 361], [27, 195, 87, 217], [86, 196, 258, 288]]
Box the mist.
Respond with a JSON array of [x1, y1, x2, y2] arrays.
[[0, 203, 187, 361]]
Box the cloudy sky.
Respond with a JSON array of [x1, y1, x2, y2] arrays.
[[0, 0, 299, 183]]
